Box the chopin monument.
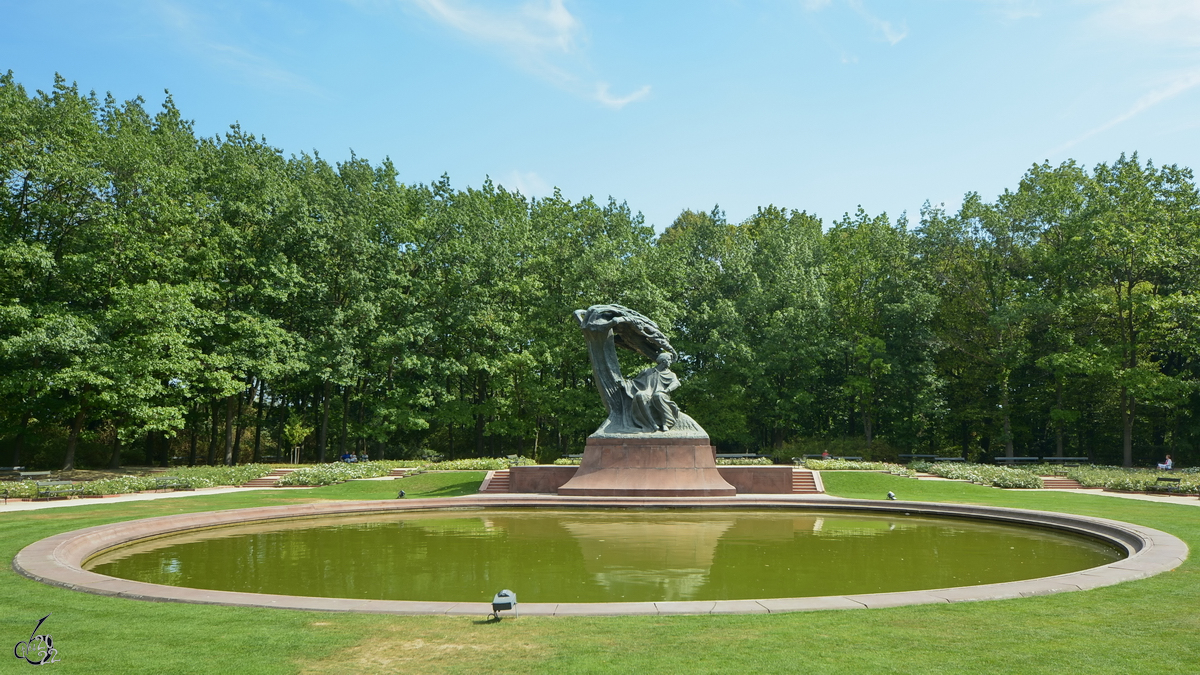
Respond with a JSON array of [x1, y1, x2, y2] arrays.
[[557, 304, 737, 496]]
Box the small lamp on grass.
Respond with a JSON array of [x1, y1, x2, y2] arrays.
[[489, 589, 517, 621]]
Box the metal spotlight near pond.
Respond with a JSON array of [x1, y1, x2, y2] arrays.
[[489, 589, 517, 621]]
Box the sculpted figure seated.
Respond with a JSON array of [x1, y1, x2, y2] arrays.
[[625, 352, 681, 432]]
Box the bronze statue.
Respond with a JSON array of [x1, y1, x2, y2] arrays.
[[573, 305, 705, 436]]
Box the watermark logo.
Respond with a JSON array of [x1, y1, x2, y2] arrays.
[[13, 614, 59, 666]]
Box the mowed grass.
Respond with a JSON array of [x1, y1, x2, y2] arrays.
[[297, 471, 487, 501], [0, 471, 1196, 674]]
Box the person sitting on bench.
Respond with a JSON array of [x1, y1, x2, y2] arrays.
[[1157, 455, 1173, 470]]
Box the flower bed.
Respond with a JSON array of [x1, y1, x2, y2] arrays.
[[416, 457, 534, 471], [276, 457, 535, 486], [910, 461, 1044, 489], [1060, 466, 1200, 494], [717, 457, 774, 465], [275, 461, 393, 486], [802, 459, 914, 477], [1, 465, 274, 499]]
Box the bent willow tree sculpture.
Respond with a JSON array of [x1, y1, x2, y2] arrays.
[[574, 305, 706, 436]]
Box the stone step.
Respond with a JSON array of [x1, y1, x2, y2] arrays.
[[240, 468, 296, 488], [479, 469, 511, 494], [791, 469, 820, 494]]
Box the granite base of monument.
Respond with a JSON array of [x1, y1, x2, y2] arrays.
[[557, 436, 737, 497]]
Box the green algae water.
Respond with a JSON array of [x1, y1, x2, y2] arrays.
[[86, 509, 1123, 603]]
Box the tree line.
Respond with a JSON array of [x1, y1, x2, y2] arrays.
[[2, 73, 1198, 469]]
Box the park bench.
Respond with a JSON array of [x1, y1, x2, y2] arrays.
[[1042, 457, 1090, 465], [1152, 477, 1183, 494], [152, 478, 194, 492], [899, 454, 937, 462], [565, 454, 583, 459], [995, 457, 1040, 465], [932, 457, 965, 462], [34, 481, 81, 500], [0, 466, 26, 481], [716, 453, 767, 460]]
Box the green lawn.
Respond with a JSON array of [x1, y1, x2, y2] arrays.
[[1, 471, 1196, 674]]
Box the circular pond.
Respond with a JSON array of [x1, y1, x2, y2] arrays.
[[85, 508, 1125, 603]]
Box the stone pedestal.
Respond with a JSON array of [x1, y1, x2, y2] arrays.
[[557, 436, 737, 497]]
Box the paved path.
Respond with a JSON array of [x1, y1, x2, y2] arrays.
[[2, 481, 1196, 514], [1042, 488, 1200, 507], [15, 495, 1185, 616], [0, 486, 310, 514]]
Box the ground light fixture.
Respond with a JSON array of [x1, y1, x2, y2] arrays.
[[490, 589, 517, 621]]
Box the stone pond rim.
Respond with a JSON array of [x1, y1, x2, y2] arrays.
[[12, 495, 1188, 616]]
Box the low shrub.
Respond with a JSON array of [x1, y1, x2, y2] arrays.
[[1062, 466, 1200, 494], [160, 464, 273, 487], [716, 457, 774, 465], [276, 457, 536, 486], [919, 462, 1043, 489], [2, 480, 38, 499], [802, 459, 913, 476], [2, 464, 275, 498], [421, 457, 535, 471], [77, 476, 159, 495], [276, 461, 393, 486]]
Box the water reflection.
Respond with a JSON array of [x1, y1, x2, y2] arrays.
[[564, 517, 734, 601]]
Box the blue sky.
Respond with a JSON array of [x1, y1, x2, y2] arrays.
[[3, 0, 1199, 230]]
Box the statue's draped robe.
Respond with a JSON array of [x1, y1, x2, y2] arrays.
[[577, 305, 703, 435], [624, 366, 681, 431]]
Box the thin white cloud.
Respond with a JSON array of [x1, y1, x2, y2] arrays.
[[1045, 1, 1200, 154], [403, 0, 650, 109], [847, 0, 907, 45], [150, 1, 318, 93], [594, 83, 651, 109], [805, 0, 907, 45], [408, 0, 579, 56], [1049, 68, 1200, 155], [499, 170, 551, 197], [1089, 0, 1200, 46]]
